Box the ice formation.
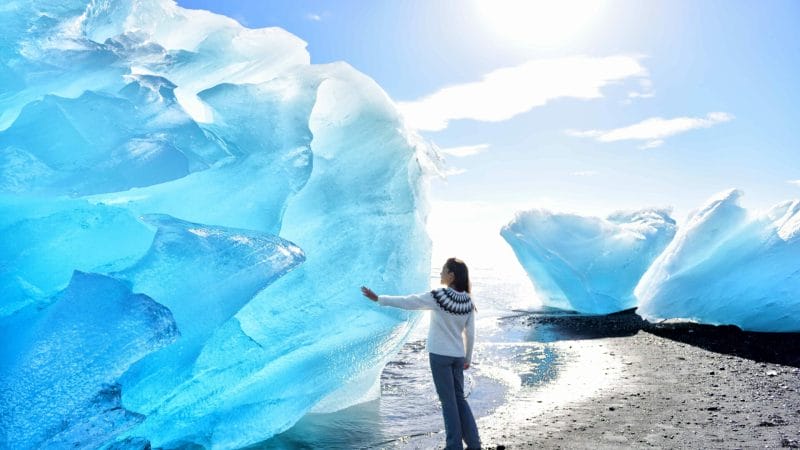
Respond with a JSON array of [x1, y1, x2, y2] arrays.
[[636, 189, 800, 332], [501, 209, 676, 314], [0, 271, 179, 449], [0, 1, 433, 448]]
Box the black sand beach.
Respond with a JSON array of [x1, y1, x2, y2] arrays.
[[413, 312, 800, 449]]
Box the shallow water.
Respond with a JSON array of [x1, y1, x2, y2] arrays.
[[252, 264, 555, 449]]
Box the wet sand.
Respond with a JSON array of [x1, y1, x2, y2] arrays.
[[411, 314, 800, 449]]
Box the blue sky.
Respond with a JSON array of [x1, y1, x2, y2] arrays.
[[177, 0, 800, 266]]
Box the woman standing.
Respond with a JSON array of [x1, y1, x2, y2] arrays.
[[361, 257, 481, 450]]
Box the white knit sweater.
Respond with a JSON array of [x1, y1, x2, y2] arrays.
[[378, 287, 476, 364]]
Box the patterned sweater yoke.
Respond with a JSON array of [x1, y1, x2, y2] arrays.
[[431, 287, 474, 315]]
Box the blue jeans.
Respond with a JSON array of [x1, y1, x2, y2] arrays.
[[429, 353, 481, 450]]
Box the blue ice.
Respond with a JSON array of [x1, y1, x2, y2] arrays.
[[0, 271, 178, 449], [636, 189, 800, 332], [501, 208, 676, 314], [0, 0, 433, 448], [504, 190, 800, 332]]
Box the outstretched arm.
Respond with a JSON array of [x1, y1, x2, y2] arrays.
[[361, 287, 437, 310]]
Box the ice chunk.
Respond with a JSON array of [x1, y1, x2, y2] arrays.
[[0, 0, 308, 130], [0, 77, 229, 196], [0, 271, 178, 449], [90, 71, 320, 233], [118, 214, 305, 342], [118, 214, 306, 416], [0, 1, 130, 130], [117, 63, 432, 450], [2, 0, 433, 447], [636, 189, 800, 332], [81, 0, 310, 89], [0, 198, 154, 316], [0, 213, 305, 449], [502, 208, 676, 314]]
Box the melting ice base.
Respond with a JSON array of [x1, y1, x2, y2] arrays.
[[0, 1, 433, 448], [501, 209, 676, 314], [503, 190, 800, 332]]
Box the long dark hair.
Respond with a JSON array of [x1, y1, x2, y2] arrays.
[[445, 257, 471, 293]]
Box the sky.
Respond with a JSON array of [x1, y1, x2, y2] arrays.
[[177, 0, 800, 271]]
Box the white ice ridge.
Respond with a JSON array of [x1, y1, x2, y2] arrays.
[[636, 189, 800, 332]]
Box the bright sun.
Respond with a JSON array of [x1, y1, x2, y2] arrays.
[[473, 0, 606, 49]]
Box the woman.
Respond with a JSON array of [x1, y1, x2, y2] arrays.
[[361, 257, 481, 450]]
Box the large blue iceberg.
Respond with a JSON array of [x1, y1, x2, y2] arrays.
[[0, 1, 434, 448], [501, 208, 676, 314], [636, 189, 800, 332]]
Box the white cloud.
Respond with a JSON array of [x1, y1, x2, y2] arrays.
[[627, 78, 655, 99], [627, 91, 655, 99], [443, 167, 467, 177], [568, 112, 734, 148], [638, 139, 664, 149], [439, 143, 490, 157], [397, 55, 648, 131], [572, 170, 599, 176], [306, 13, 322, 21], [564, 129, 602, 138], [788, 180, 800, 187]]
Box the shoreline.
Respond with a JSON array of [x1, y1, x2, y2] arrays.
[[405, 313, 800, 449], [486, 331, 799, 449]]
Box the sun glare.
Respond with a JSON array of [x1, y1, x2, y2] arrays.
[[473, 0, 606, 49]]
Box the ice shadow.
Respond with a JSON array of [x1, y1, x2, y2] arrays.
[[510, 308, 800, 367], [509, 307, 644, 343], [642, 322, 800, 368]]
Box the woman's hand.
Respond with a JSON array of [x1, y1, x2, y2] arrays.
[[361, 286, 378, 302], [463, 362, 470, 370]]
